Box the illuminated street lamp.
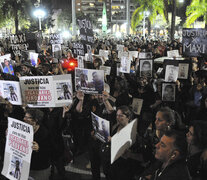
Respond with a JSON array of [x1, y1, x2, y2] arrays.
[[34, 8, 46, 31]]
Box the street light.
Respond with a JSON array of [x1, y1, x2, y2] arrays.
[[143, 11, 150, 39], [34, 8, 46, 31]]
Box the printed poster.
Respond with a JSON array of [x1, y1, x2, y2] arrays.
[[167, 50, 180, 58], [120, 56, 131, 73], [111, 119, 137, 164], [131, 98, 143, 115], [91, 112, 110, 143], [77, 56, 84, 68], [0, 80, 22, 105], [100, 66, 111, 76], [165, 65, 179, 82], [162, 83, 176, 102], [29, 52, 38, 67], [52, 44, 62, 59], [99, 49, 109, 60], [19, 74, 73, 107], [1, 117, 33, 180], [0, 54, 14, 75], [75, 68, 104, 94], [117, 44, 124, 52], [178, 63, 189, 79], [139, 52, 152, 59]]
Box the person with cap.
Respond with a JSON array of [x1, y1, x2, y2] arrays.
[[21, 61, 34, 76]]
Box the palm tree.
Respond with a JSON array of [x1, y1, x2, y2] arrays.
[[131, 0, 166, 32], [185, 0, 207, 28]]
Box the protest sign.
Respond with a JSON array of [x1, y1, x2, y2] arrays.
[[52, 44, 62, 59], [139, 52, 152, 59], [117, 44, 124, 52], [1, 117, 33, 180], [49, 33, 63, 44], [73, 42, 85, 57], [139, 59, 153, 77], [9, 34, 29, 56], [182, 28, 207, 57], [77, 56, 84, 68], [99, 49, 109, 60], [120, 56, 131, 73], [118, 51, 129, 59], [100, 66, 111, 76], [178, 63, 189, 79], [0, 80, 22, 105], [91, 112, 110, 143], [111, 119, 137, 164], [29, 52, 38, 67], [19, 74, 73, 107], [131, 98, 143, 115], [77, 16, 94, 53], [162, 82, 176, 102], [129, 51, 138, 59], [165, 65, 179, 82], [0, 54, 14, 75], [75, 68, 104, 94], [167, 50, 180, 58]]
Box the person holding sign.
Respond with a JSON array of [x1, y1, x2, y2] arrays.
[[23, 109, 51, 180]]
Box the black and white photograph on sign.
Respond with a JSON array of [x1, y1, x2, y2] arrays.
[[100, 66, 111, 76], [118, 51, 129, 59], [178, 63, 189, 79], [139, 52, 152, 59], [167, 50, 180, 58], [117, 44, 124, 51], [162, 83, 176, 102], [56, 82, 72, 100], [52, 44, 62, 59], [91, 112, 110, 143], [139, 59, 153, 77], [129, 51, 138, 59], [75, 68, 104, 94], [120, 56, 131, 73], [182, 28, 207, 57], [165, 65, 179, 82], [132, 98, 143, 115], [1, 59, 14, 75], [9, 155, 22, 180], [29, 52, 38, 67], [77, 56, 84, 68], [99, 49, 109, 60], [3, 83, 18, 102]]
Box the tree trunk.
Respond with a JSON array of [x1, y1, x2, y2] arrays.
[[147, 18, 151, 36], [171, 0, 176, 41], [14, 8, 19, 34]]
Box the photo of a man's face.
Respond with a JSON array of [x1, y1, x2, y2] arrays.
[[140, 60, 153, 77], [162, 83, 175, 102]]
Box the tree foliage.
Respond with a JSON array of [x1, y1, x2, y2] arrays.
[[131, 0, 166, 30], [185, 0, 207, 27]]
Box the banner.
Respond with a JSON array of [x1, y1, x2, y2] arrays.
[[111, 119, 137, 164], [75, 68, 104, 94], [91, 112, 110, 143], [182, 28, 207, 57], [19, 74, 73, 107], [1, 117, 33, 180], [0, 80, 22, 105], [49, 33, 63, 44], [73, 42, 85, 57], [9, 34, 29, 56]]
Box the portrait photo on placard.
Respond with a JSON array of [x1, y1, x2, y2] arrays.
[[165, 65, 179, 82], [178, 63, 189, 79], [139, 52, 152, 59], [56, 82, 72, 100], [3, 83, 18, 102], [1, 59, 14, 75], [8, 155, 23, 180], [139, 59, 153, 77], [75, 68, 89, 91], [52, 44, 62, 59], [162, 83, 176, 102]]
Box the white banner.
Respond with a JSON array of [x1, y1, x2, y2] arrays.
[[1, 117, 33, 180], [20, 75, 73, 107]]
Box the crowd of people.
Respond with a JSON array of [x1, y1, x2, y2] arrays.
[[0, 34, 207, 180]]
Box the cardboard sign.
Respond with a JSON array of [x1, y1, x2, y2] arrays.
[[73, 42, 85, 57], [1, 117, 33, 180], [182, 28, 207, 57]]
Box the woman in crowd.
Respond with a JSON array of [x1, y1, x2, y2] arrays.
[[186, 121, 207, 179], [23, 109, 51, 180]]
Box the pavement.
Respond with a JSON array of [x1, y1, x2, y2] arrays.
[[53, 152, 106, 180]]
